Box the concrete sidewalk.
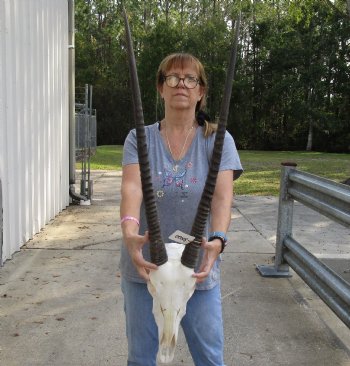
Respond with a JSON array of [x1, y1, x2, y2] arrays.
[[0, 171, 349, 366]]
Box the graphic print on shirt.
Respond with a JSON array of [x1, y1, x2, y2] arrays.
[[154, 161, 198, 201], [162, 167, 187, 190]]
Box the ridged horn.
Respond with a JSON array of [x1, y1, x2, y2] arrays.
[[123, 8, 167, 266], [181, 14, 241, 269]]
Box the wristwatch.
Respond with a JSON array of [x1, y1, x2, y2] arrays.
[[208, 231, 228, 253]]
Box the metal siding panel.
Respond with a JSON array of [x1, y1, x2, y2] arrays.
[[7, 0, 21, 256], [1, 0, 13, 261], [0, 0, 8, 261], [35, 0, 43, 228], [2, 0, 12, 262], [1, 0, 70, 263], [51, 0, 69, 212], [57, 7, 63, 210], [62, 1, 70, 209], [17, 0, 27, 244], [15, 0, 24, 245], [45, 0, 52, 221], [49, 0, 55, 219], [41, 0, 49, 226], [54, 3, 61, 212], [27, 0, 35, 238], [31, 1, 40, 235], [22, 0, 32, 242], [52, 1, 59, 217], [61, 0, 69, 209], [50, 1, 56, 217], [13, 0, 21, 250]]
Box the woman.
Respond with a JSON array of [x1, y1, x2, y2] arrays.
[[120, 53, 243, 366]]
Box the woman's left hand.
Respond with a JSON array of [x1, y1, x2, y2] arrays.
[[192, 237, 221, 283]]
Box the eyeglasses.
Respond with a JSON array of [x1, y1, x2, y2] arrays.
[[163, 75, 200, 89]]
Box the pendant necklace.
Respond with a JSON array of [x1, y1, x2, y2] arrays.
[[165, 121, 194, 172]]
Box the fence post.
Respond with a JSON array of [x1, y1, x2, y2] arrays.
[[256, 162, 297, 277]]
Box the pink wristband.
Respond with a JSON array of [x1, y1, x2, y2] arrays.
[[121, 216, 140, 226]]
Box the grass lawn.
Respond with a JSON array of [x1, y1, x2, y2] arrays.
[[83, 145, 350, 196], [234, 150, 349, 195]]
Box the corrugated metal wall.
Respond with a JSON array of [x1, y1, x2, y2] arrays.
[[0, 0, 70, 264]]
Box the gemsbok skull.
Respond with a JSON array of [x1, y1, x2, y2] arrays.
[[123, 8, 240, 363]]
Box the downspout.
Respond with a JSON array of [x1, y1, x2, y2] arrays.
[[68, 0, 87, 202]]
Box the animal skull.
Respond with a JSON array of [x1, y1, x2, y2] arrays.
[[147, 243, 196, 363]]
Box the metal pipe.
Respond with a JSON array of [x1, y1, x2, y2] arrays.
[[284, 236, 350, 305], [288, 188, 350, 226], [68, 0, 86, 203], [289, 171, 350, 204], [87, 85, 93, 197], [69, 188, 87, 202], [284, 251, 350, 327], [81, 84, 89, 196]]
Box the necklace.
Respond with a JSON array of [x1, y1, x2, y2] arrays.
[[165, 121, 194, 172]]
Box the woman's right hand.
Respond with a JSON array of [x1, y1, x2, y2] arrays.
[[124, 230, 158, 281]]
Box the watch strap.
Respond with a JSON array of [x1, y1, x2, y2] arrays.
[[208, 231, 228, 253]]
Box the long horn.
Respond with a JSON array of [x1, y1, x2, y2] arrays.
[[181, 14, 241, 269], [123, 8, 167, 266]]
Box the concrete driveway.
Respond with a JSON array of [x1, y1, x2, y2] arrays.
[[0, 171, 349, 366]]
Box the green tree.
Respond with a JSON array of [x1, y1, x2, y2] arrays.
[[74, 0, 350, 151]]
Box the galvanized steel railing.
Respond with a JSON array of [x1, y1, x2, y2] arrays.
[[257, 163, 350, 327]]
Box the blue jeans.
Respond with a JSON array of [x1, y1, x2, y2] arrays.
[[121, 278, 225, 366]]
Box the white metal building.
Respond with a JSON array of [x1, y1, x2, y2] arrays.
[[0, 0, 70, 264]]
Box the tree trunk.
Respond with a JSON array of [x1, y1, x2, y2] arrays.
[[304, 75, 313, 151], [306, 121, 313, 151], [165, 0, 169, 23]]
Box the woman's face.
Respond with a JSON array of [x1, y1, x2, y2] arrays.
[[158, 64, 204, 113]]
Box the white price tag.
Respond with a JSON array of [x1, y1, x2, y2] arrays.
[[168, 230, 195, 245]]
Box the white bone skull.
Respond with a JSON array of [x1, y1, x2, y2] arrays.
[[147, 243, 196, 363]]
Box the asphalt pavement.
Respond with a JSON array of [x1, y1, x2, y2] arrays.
[[0, 170, 349, 366]]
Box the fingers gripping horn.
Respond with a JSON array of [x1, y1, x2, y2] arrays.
[[181, 14, 242, 269], [122, 8, 167, 266]]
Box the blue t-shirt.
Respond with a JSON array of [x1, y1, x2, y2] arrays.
[[120, 122, 243, 290]]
